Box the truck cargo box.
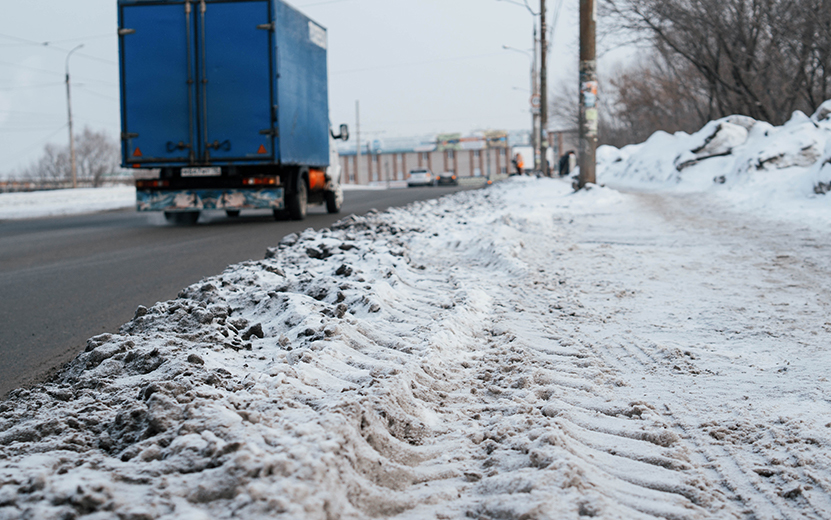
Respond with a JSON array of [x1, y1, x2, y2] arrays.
[[118, 0, 330, 169]]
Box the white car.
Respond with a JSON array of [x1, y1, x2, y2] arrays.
[[407, 169, 434, 187]]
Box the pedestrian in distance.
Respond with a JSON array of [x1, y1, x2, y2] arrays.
[[513, 153, 525, 176], [559, 151, 576, 177]]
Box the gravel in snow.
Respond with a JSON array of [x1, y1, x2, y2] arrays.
[[0, 176, 829, 519]]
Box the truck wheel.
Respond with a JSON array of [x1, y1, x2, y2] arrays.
[[325, 188, 342, 214], [287, 176, 308, 221], [164, 211, 200, 225]]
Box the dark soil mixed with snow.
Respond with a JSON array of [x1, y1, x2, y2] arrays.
[[1, 178, 829, 519]]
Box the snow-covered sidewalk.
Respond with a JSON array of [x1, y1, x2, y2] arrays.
[[0, 177, 829, 519]]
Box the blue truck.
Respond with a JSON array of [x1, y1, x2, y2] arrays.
[[118, 0, 348, 223]]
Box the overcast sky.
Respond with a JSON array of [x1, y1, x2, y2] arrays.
[[0, 0, 587, 175]]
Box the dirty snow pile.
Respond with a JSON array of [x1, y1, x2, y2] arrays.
[[0, 186, 135, 220], [1, 177, 831, 519], [598, 100, 831, 226]]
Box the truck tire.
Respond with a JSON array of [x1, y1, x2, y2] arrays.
[[225, 210, 240, 218], [164, 211, 200, 225], [325, 188, 342, 214], [287, 175, 308, 221]]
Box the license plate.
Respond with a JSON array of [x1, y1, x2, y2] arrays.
[[181, 167, 221, 178]]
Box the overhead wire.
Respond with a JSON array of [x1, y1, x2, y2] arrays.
[[75, 85, 120, 102], [333, 51, 504, 75], [0, 124, 68, 167], [0, 32, 117, 66], [0, 126, 68, 133], [548, 0, 564, 48], [0, 109, 65, 118], [298, 0, 353, 7], [0, 60, 119, 88], [0, 82, 64, 91]]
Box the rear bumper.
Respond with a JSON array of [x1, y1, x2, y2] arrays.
[[137, 188, 284, 212]]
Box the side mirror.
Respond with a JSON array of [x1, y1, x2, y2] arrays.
[[332, 124, 349, 141]]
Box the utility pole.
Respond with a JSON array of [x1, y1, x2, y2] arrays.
[[539, 0, 549, 177], [66, 44, 84, 189], [532, 25, 540, 172], [355, 100, 361, 185], [578, 0, 598, 188]]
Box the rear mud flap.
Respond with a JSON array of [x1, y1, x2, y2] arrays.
[[137, 188, 284, 212]]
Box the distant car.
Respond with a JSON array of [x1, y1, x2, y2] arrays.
[[407, 169, 434, 187], [437, 171, 458, 186]]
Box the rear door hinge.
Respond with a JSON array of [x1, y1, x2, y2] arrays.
[[260, 129, 279, 137], [118, 28, 136, 36], [256, 22, 275, 31], [122, 132, 139, 140]]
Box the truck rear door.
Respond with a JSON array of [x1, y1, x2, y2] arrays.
[[120, 0, 275, 166], [198, 0, 275, 163], [120, 2, 196, 165]]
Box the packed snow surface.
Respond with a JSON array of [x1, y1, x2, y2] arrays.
[[2, 105, 831, 518], [0, 186, 135, 220], [1, 173, 829, 519]]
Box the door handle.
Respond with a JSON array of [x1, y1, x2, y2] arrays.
[[166, 141, 192, 152], [205, 140, 231, 152]]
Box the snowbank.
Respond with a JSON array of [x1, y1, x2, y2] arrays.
[[0, 186, 136, 220], [598, 104, 831, 227], [1, 177, 829, 519]]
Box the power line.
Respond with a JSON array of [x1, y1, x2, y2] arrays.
[[298, 0, 353, 7], [0, 33, 114, 48], [41, 33, 116, 46], [495, 0, 539, 16], [0, 82, 64, 91], [0, 60, 62, 76], [333, 51, 504, 75], [75, 85, 120, 102], [0, 124, 68, 166], [0, 126, 69, 133], [0, 109, 64, 117], [75, 116, 121, 127], [0, 32, 117, 66], [0, 60, 118, 87]]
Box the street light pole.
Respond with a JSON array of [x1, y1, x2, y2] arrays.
[[65, 44, 84, 189], [539, 0, 549, 177], [532, 25, 539, 172], [355, 100, 361, 185], [502, 43, 539, 171]]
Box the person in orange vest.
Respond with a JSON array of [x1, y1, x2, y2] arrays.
[[512, 153, 525, 176]]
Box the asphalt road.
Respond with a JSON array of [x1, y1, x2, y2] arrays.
[[0, 186, 474, 397]]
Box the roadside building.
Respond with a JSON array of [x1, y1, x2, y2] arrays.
[[339, 132, 510, 185]]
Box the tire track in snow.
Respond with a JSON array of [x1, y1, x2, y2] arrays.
[[406, 193, 738, 519], [555, 189, 831, 519], [0, 179, 827, 519]]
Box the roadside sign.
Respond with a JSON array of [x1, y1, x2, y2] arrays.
[[530, 94, 541, 109]]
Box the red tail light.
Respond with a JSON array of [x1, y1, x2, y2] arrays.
[[136, 180, 169, 189], [244, 177, 279, 186]]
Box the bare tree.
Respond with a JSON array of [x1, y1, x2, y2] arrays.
[[549, 77, 580, 131], [602, 52, 712, 145], [75, 128, 121, 187], [601, 0, 831, 126], [18, 127, 120, 188], [19, 144, 71, 186]]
